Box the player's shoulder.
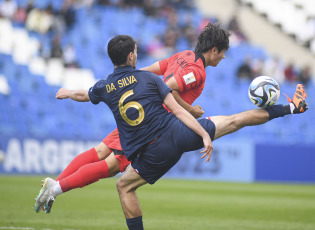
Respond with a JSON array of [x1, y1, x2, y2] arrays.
[[135, 70, 166, 86], [173, 50, 195, 58], [90, 79, 107, 93], [94, 79, 107, 87], [135, 69, 158, 78], [176, 50, 204, 66]]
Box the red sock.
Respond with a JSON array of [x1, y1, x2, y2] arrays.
[[56, 148, 99, 181], [59, 160, 109, 192]]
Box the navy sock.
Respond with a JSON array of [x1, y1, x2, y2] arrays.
[[266, 104, 291, 120], [126, 216, 143, 230]]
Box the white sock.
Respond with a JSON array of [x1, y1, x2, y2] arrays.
[[52, 181, 63, 197], [289, 103, 295, 114]]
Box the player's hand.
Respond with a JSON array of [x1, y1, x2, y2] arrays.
[[200, 135, 213, 163], [56, 88, 70, 99], [191, 105, 204, 118]]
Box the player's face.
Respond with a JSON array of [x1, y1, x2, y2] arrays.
[[209, 48, 226, 67]]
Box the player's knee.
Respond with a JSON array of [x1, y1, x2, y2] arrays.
[[116, 178, 123, 192], [106, 154, 121, 177], [95, 142, 111, 160], [116, 177, 136, 194], [116, 179, 130, 195], [108, 166, 120, 177]]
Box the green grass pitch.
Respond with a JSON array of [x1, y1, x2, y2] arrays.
[[0, 176, 314, 230]]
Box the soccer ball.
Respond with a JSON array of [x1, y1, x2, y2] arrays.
[[248, 76, 280, 108]]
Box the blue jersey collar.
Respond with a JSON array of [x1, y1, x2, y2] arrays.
[[113, 65, 134, 74]]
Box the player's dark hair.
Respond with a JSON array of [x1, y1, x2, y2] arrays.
[[195, 22, 230, 53], [108, 35, 136, 66]]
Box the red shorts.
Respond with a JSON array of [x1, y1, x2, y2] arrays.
[[103, 128, 122, 151], [103, 128, 130, 172], [115, 154, 131, 172]]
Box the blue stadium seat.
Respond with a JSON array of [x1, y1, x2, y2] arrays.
[[0, 3, 313, 145]]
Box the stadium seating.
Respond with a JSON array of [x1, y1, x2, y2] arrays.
[[240, 0, 315, 52], [0, 1, 314, 144]]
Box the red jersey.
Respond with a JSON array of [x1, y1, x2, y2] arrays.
[[159, 50, 207, 105]]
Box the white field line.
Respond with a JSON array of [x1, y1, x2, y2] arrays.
[[0, 228, 35, 230], [0, 227, 78, 230]]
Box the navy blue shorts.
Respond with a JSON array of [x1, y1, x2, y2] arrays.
[[131, 118, 216, 184]]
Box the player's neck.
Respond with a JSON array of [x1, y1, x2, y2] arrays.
[[201, 52, 210, 67], [114, 64, 133, 68]]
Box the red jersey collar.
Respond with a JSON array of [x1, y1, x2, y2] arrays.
[[194, 52, 206, 68]]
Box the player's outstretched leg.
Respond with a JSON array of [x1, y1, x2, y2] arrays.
[[56, 142, 112, 181], [210, 84, 308, 140], [38, 154, 123, 213]]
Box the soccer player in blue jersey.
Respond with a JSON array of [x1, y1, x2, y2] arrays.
[[35, 23, 231, 214], [35, 35, 308, 229]]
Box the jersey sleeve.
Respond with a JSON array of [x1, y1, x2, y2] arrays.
[[153, 73, 172, 100], [158, 57, 169, 75], [88, 80, 106, 104], [174, 66, 204, 92]]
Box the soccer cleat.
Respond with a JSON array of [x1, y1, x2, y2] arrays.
[[34, 177, 56, 213], [34, 178, 45, 213], [284, 84, 308, 114], [43, 196, 55, 214]]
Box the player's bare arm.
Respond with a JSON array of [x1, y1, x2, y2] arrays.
[[172, 90, 204, 118], [56, 88, 90, 102], [163, 92, 213, 162], [140, 61, 162, 75], [166, 77, 204, 118]]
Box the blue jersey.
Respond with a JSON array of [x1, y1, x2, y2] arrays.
[[88, 66, 177, 160]]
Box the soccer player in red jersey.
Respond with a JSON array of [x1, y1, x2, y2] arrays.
[[35, 22, 230, 213], [143, 45, 221, 116]]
